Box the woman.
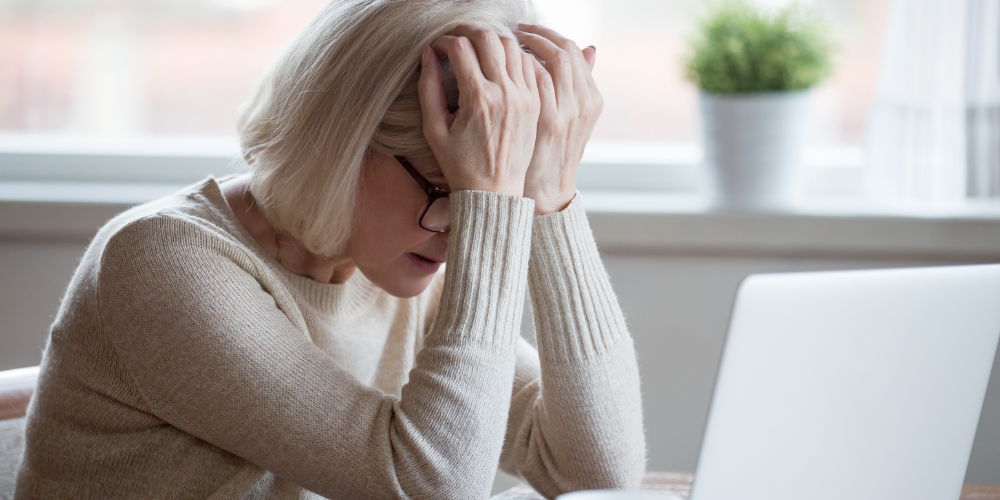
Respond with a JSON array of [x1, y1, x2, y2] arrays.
[[15, 0, 645, 498]]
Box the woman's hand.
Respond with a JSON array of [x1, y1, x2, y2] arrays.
[[419, 27, 542, 197], [515, 24, 601, 215]]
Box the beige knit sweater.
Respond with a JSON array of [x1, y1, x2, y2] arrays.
[[14, 177, 645, 500]]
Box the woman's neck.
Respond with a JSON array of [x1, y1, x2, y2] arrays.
[[220, 175, 357, 284]]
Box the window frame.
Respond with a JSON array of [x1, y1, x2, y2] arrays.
[[0, 133, 866, 199]]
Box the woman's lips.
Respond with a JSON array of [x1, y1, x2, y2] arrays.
[[408, 253, 442, 274]]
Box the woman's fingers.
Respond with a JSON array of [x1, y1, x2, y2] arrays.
[[514, 30, 574, 104], [418, 45, 449, 141], [521, 51, 538, 93], [532, 56, 558, 123], [430, 35, 484, 110], [447, 25, 509, 84], [517, 23, 597, 90], [500, 36, 526, 86], [516, 23, 578, 57], [582, 45, 596, 71]]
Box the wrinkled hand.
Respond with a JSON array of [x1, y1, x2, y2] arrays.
[[515, 24, 601, 215], [419, 27, 542, 197]]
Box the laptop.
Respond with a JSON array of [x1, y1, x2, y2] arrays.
[[688, 264, 1000, 500]]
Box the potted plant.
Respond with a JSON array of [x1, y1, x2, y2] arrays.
[[685, 1, 833, 210]]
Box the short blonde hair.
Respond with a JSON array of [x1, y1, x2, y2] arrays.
[[237, 0, 533, 257]]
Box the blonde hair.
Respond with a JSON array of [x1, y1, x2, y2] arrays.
[[237, 0, 534, 257]]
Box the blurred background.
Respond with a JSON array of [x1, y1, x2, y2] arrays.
[[0, 0, 884, 148]]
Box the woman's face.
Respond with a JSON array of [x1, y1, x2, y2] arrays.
[[348, 152, 450, 298]]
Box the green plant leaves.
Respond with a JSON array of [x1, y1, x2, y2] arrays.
[[685, 1, 834, 93]]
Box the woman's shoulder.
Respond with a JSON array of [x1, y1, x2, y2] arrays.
[[63, 176, 280, 305], [93, 176, 253, 260]]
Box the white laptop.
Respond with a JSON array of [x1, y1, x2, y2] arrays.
[[690, 264, 1000, 500]]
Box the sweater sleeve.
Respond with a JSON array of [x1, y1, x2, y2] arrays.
[[96, 190, 533, 500], [498, 193, 647, 498]]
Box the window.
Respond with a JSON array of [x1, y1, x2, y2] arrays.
[[0, 0, 888, 194], [534, 0, 888, 149], [1, 0, 325, 137]]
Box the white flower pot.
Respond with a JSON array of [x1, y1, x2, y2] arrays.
[[699, 91, 809, 211]]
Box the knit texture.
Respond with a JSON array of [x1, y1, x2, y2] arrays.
[[13, 177, 645, 499], [0, 418, 24, 499]]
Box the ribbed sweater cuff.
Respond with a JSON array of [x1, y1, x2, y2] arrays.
[[529, 192, 631, 361], [432, 190, 535, 348]]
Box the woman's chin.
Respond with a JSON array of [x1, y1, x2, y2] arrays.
[[360, 256, 442, 298], [372, 273, 435, 299]]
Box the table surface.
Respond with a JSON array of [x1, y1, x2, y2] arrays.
[[491, 472, 1000, 499]]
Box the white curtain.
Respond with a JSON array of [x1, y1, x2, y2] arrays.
[[866, 0, 1000, 202]]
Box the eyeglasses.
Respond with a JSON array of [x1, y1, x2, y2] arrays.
[[395, 156, 451, 233]]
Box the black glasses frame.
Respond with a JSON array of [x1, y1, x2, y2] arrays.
[[395, 156, 450, 233]]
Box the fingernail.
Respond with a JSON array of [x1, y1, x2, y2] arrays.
[[587, 45, 596, 52], [421, 45, 430, 64]]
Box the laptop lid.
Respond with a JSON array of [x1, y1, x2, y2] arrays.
[[690, 264, 1000, 500]]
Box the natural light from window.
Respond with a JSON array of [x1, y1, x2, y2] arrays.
[[0, 0, 885, 142], [0, 0, 889, 198]]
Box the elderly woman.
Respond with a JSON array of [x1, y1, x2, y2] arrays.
[[15, 0, 645, 498]]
